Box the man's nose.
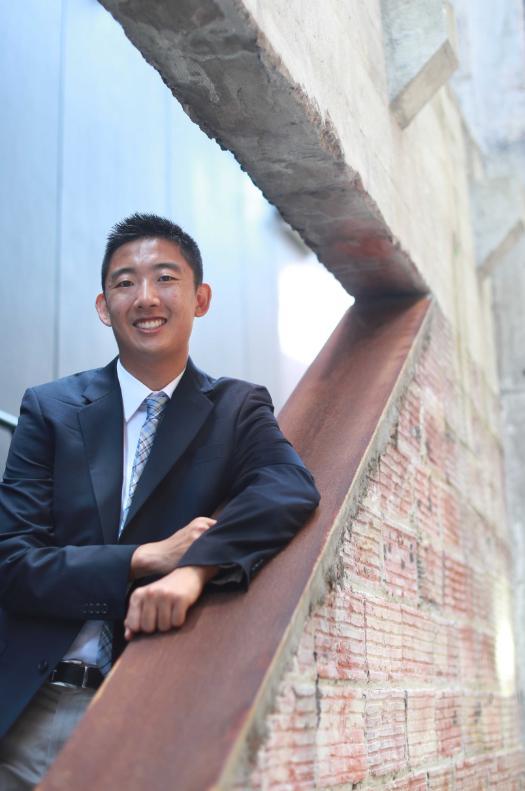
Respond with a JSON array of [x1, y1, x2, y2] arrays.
[[136, 279, 160, 307]]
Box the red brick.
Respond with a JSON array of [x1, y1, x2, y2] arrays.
[[413, 465, 440, 543], [489, 750, 525, 788], [343, 511, 382, 585], [428, 766, 455, 789], [417, 541, 443, 605], [386, 771, 428, 790], [443, 554, 471, 615], [365, 597, 403, 682], [314, 590, 367, 682], [401, 605, 437, 681], [435, 621, 460, 681], [462, 694, 502, 755], [406, 691, 437, 765], [436, 693, 462, 757], [500, 695, 523, 750], [316, 684, 367, 786], [365, 689, 407, 776], [396, 386, 423, 459], [455, 755, 491, 789], [235, 310, 525, 791], [441, 484, 461, 548], [383, 524, 418, 599], [422, 396, 446, 471]]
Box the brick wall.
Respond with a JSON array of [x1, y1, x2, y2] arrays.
[[233, 309, 524, 790]]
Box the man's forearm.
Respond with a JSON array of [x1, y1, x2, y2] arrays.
[[129, 516, 217, 580]]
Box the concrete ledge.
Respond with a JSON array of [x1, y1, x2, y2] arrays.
[[471, 172, 525, 279], [381, 0, 459, 128], [98, 0, 427, 299], [479, 219, 525, 279]]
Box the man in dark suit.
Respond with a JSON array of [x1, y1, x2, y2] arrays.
[[0, 213, 319, 789]]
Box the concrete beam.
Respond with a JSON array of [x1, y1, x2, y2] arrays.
[[98, 0, 427, 299], [381, 0, 459, 128], [471, 173, 525, 279]]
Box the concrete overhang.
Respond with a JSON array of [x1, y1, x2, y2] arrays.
[[99, 0, 428, 299]]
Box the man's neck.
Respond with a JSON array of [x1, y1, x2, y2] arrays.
[[118, 355, 188, 391]]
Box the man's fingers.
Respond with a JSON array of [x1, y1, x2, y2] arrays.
[[139, 588, 159, 633], [157, 596, 174, 632], [124, 566, 206, 638], [171, 597, 190, 628], [124, 589, 143, 635]]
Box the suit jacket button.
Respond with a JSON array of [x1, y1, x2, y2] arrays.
[[37, 660, 49, 674]]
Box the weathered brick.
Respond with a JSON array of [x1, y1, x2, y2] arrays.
[[386, 771, 428, 790], [455, 755, 491, 789], [462, 694, 500, 755], [417, 541, 443, 605], [402, 605, 438, 681], [441, 483, 461, 548], [428, 765, 455, 789], [365, 689, 407, 776], [233, 310, 525, 791], [435, 620, 460, 681], [344, 512, 383, 586], [413, 465, 440, 543], [436, 692, 462, 757], [383, 523, 418, 600], [406, 691, 437, 766], [314, 590, 367, 682], [365, 597, 403, 682], [489, 750, 525, 788], [316, 684, 367, 786], [443, 554, 471, 616]]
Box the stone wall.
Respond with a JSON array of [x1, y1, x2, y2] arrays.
[[233, 307, 523, 790]]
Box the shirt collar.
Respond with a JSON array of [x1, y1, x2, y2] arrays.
[[116, 359, 185, 422]]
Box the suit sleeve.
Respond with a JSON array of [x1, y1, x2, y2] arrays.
[[0, 388, 136, 620], [176, 385, 320, 585]]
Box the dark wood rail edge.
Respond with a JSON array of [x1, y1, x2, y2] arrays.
[[40, 296, 432, 791]]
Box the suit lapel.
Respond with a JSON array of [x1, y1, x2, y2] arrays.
[[78, 359, 123, 544], [120, 360, 214, 535]]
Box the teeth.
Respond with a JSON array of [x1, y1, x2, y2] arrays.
[[136, 319, 165, 329]]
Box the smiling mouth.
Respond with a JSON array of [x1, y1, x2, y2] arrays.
[[133, 318, 167, 330]]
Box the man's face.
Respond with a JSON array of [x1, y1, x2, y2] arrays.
[[95, 237, 211, 371]]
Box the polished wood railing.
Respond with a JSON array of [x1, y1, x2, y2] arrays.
[[40, 296, 430, 791]]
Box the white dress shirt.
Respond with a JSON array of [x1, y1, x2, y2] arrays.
[[63, 361, 184, 666]]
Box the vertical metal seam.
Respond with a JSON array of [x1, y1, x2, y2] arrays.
[[53, 0, 67, 379]]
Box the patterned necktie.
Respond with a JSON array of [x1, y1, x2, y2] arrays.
[[97, 391, 169, 674], [118, 391, 170, 537]]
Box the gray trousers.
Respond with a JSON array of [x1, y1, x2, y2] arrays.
[[0, 683, 94, 790]]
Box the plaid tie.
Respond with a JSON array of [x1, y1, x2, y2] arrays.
[[97, 391, 169, 674]]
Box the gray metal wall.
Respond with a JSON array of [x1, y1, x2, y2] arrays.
[[0, 0, 351, 470]]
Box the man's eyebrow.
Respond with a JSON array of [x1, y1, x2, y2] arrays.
[[109, 262, 183, 282], [109, 266, 135, 282], [151, 262, 183, 274]]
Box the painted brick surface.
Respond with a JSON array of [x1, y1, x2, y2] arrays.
[[234, 311, 524, 789]]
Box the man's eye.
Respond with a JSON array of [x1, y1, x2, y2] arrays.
[[115, 280, 133, 288], [158, 274, 177, 282]]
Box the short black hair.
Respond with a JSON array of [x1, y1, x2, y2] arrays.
[[101, 213, 203, 290]]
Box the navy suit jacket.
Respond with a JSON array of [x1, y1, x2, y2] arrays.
[[0, 358, 319, 737]]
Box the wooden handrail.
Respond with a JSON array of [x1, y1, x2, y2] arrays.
[[40, 296, 430, 791]]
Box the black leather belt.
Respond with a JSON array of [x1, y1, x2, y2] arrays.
[[48, 660, 105, 690]]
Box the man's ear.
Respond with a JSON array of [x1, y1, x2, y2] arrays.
[[194, 283, 212, 318], [95, 292, 112, 327]]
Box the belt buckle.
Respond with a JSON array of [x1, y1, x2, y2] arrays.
[[49, 659, 85, 689], [81, 663, 91, 690]]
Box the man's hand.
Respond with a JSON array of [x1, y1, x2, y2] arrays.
[[124, 565, 218, 640], [129, 517, 217, 580]]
